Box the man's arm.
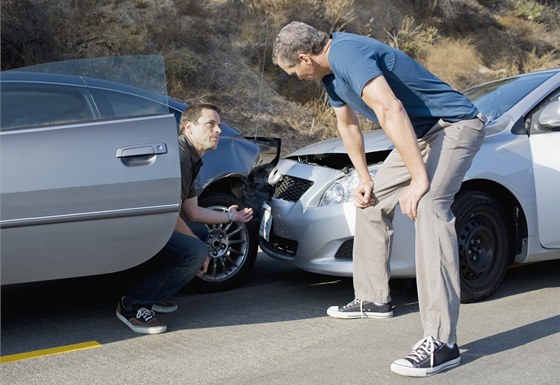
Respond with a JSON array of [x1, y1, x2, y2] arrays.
[[180, 196, 253, 225], [360, 75, 430, 220], [333, 105, 374, 208]]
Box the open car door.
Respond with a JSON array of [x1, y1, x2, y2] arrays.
[[1, 56, 181, 284]]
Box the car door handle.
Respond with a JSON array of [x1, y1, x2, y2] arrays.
[[115, 143, 167, 158]]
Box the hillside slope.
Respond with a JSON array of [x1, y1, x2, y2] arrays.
[[2, 0, 559, 153]]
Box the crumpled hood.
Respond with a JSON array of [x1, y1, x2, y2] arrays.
[[289, 129, 393, 156]]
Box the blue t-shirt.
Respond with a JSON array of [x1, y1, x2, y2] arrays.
[[323, 32, 479, 137]]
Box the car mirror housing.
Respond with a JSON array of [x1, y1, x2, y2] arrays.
[[536, 100, 560, 132]]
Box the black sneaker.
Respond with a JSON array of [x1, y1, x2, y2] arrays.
[[326, 298, 393, 319], [391, 336, 461, 377], [116, 297, 167, 334], [151, 301, 178, 314]]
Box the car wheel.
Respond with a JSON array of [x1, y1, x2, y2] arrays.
[[191, 193, 258, 292], [452, 190, 512, 303]]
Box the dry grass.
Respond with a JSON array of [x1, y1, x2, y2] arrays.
[[386, 16, 438, 60], [2, 0, 560, 154], [423, 38, 483, 89]]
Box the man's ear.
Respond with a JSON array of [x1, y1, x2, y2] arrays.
[[298, 53, 312, 65], [180, 121, 191, 135]]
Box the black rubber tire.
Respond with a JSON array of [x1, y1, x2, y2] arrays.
[[452, 190, 512, 303], [189, 193, 258, 292]]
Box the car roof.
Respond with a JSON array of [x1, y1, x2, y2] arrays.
[[1, 70, 168, 102]]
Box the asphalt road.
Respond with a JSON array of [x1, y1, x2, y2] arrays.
[[1, 253, 559, 385]]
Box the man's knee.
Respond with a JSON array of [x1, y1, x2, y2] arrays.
[[418, 193, 453, 221], [180, 239, 208, 266]]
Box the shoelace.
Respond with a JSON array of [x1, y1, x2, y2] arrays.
[[136, 307, 155, 322], [406, 336, 441, 367], [342, 298, 365, 318]]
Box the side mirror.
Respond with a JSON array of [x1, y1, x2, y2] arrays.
[[534, 100, 560, 132]]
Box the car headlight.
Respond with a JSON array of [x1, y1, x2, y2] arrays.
[[319, 167, 378, 206]]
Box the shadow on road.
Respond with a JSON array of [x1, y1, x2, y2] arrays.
[[1, 255, 558, 357], [461, 315, 560, 364]]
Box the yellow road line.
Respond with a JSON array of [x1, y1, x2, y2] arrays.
[[0, 341, 101, 363]]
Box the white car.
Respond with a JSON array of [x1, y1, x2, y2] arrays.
[[259, 69, 560, 303]]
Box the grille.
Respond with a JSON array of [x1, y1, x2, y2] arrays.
[[261, 232, 298, 256], [273, 175, 314, 202]]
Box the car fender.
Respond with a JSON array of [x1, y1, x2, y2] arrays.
[[196, 136, 260, 190]]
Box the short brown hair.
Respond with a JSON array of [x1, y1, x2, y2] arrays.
[[179, 102, 221, 133]]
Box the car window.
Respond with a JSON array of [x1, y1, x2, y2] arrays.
[[90, 88, 167, 120], [463, 71, 557, 122], [1, 84, 95, 130], [2, 56, 172, 131]]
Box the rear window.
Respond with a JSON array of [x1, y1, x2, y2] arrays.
[[1, 84, 95, 130], [90, 88, 167, 120]]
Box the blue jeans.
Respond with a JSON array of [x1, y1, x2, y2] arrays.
[[123, 220, 209, 310]]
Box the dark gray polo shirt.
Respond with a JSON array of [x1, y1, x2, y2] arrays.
[[178, 134, 203, 201]]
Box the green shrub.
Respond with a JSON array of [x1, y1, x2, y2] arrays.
[[514, 0, 545, 22]]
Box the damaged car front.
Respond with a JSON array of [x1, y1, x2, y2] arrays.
[[259, 131, 416, 279], [195, 131, 281, 292]]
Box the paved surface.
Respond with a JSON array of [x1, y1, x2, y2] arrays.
[[1, 254, 559, 385]]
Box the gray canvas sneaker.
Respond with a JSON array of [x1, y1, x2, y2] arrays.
[[327, 298, 393, 319], [391, 336, 461, 377]]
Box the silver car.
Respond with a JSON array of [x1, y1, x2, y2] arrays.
[[1, 56, 280, 291], [259, 69, 560, 303]]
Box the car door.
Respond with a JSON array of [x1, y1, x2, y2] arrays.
[[527, 88, 560, 249], [0, 79, 181, 284]]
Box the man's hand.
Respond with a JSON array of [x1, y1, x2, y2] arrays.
[[229, 205, 253, 223], [197, 256, 210, 277], [353, 179, 376, 208], [398, 179, 430, 221]]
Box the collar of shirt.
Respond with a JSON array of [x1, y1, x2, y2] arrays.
[[179, 134, 203, 169]]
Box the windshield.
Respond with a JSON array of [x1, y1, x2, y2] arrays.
[[463, 71, 557, 122]]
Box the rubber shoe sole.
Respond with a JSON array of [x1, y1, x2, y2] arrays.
[[391, 356, 460, 377], [326, 306, 393, 319]]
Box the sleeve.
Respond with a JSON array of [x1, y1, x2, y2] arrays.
[[330, 40, 384, 96], [322, 74, 346, 108]]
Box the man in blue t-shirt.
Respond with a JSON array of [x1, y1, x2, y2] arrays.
[[272, 21, 485, 377]]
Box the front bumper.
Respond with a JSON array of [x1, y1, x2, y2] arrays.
[[258, 159, 417, 278]]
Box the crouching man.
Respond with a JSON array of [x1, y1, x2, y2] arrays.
[[117, 103, 253, 334]]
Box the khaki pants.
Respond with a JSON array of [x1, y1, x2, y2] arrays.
[[352, 117, 484, 344]]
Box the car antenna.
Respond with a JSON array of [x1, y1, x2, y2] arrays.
[[254, 24, 268, 140]]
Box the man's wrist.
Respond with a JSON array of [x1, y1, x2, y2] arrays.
[[225, 210, 234, 224]]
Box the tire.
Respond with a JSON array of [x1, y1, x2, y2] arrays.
[[190, 193, 258, 292], [452, 190, 512, 303]]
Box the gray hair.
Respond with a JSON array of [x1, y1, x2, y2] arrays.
[[272, 21, 328, 66]]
